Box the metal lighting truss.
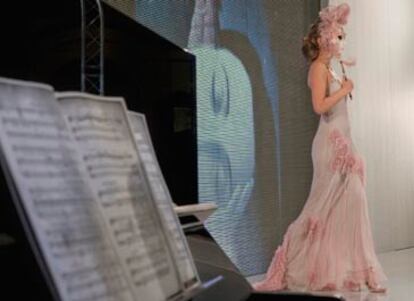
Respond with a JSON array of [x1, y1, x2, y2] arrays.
[[80, 0, 104, 95]]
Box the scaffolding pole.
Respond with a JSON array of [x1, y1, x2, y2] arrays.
[[80, 0, 104, 95]]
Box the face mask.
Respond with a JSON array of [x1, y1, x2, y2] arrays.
[[338, 39, 346, 54], [331, 37, 345, 58]]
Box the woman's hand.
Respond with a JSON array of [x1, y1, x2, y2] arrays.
[[341, 77, 354, 94]]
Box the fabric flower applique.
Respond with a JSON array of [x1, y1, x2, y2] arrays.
[[328, 129, 365, 185]]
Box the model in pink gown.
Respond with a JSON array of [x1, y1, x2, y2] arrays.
[[253, 66, 387, 292]]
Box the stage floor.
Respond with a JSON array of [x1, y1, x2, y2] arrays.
[[247, 247, 414, 301]]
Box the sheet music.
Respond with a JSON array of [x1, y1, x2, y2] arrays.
[[0, 78, 135, 301], [128, 111, 199, 288], [57, 93, 181, 301]]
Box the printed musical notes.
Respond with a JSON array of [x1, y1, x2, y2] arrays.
[[0, 79, 202, 301], [57, 93, 181, 301], [128, 112, 199, 288], [0, 78, 134, 301]]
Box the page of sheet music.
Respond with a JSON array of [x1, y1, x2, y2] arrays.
[[57, 93, 181, 301], [0, 78, 135, 301], [128, 111, 199, 288]]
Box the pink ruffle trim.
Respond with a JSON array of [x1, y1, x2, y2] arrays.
[[253, 216, 385, 292], [328, 129, 365, 186], [253, 247, 288, 291], [252, 229, 291, 291], [310, 266, 385, 292]]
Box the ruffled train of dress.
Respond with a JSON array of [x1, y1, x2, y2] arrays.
[[253, 72, 388, 291]]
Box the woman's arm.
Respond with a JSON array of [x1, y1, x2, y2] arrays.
[[308, 62, 353, 115]]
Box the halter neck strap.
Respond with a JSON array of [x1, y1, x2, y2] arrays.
[[327, 66, 342, 84]]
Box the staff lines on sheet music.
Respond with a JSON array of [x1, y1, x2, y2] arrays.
[[6, 130, 70, 140], [108, 215, 134, 227], [136, 225, 161, 241], [89, 169, 139, 180], [112, 223, 160, 242], [83, 151, 133, 162], [62, 259, 128, 299], [67, 114, 123, 126], [0, 88, 180, 301], [132, 202, 158, 217], [35, 205, 91, 220], [33, 196, 93, 207], [45, 220, 102, 242], [74, 133, 125, 143], [128, 252, 170, 278], [48, 234, 102, 250], [71, 124, 121, 135], [52, 242, 110, 260], [124, 253, 158, 266], [87, 162, 135, 172], [29, 182, 88, 196], [101, 196, 138, 209], [70, 286, 130, 301], [133, 266, 170, 287], [0, 105, 56, 117], [131, 116, 200, 284], [67, 278, 127, 297], [125, 245, 168, 267], [69, 122, 126, 141], [17, 156, 78, 167], [2, 116, 66, 130], [21, 168, 81, 179], [61, 254, 120, 279], [131, 202, 160, 221], [131, 251, 170, 270], [60, 103, 185, 298], [12, 144, 77, 155], [36, 195, 96, 219], [108, 215, 135, 228], [110, 216, 160, 244], [45, 221, 99, 238], [97, 185, 142, 199], [66, 269, 126, 287], [97, 186, 125, 198], [115, 235, 143, 247], [47, 232, 103, 252], [130, 259, 170, 278], [66, 271, 128, 297]]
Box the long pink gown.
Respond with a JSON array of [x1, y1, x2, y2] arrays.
[[253, 67, 388, 292]]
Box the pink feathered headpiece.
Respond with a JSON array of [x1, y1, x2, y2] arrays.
[[318, 3, 350, 56]]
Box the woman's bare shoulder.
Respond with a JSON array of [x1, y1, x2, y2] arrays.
[[307, 61, 328, 87], [309, 61, 328, 74]]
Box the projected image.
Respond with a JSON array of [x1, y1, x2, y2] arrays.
[[133, 0, 317, 275], [188, 1, 289, 275], [134, 0, 280, 275], [193, 45, 255, 213], [191, 45, 256, 268], [188, 1, 259, 270]]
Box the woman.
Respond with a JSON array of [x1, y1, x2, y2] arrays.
[[253, 3, 387, 293]]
